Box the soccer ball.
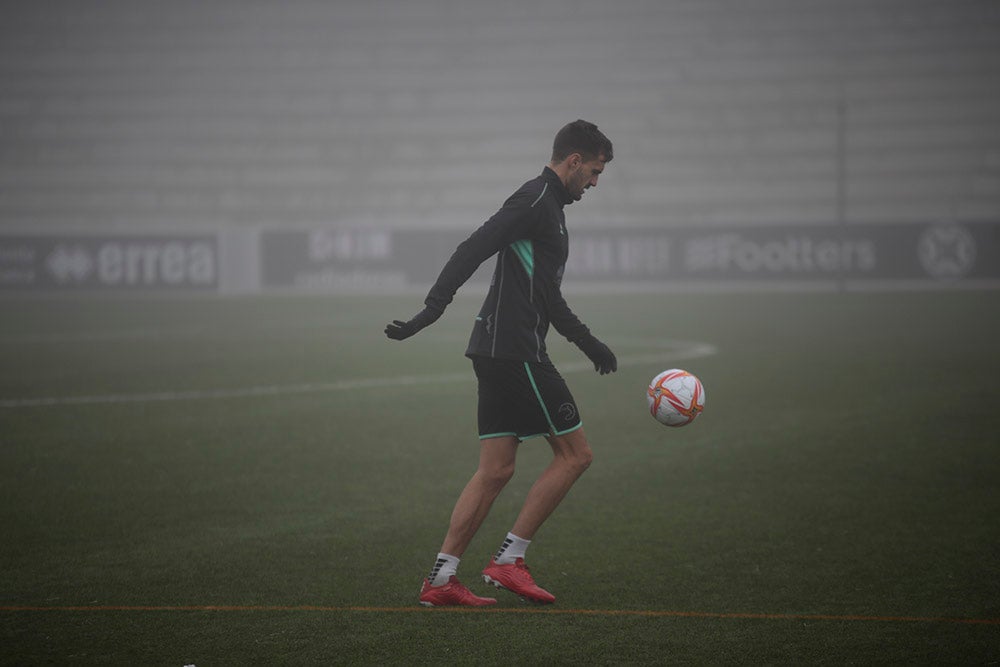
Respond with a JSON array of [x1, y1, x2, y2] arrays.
[[647, 369, 705, 427]]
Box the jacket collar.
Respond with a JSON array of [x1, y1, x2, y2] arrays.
[[542, 166, 575, 206]]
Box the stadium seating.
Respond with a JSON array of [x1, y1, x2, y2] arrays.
[[1, 0, 998, 230]]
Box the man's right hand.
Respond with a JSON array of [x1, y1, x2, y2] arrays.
[[384, 306, 443, 341]]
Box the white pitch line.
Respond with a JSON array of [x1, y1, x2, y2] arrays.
[[0, 341, 717, 408], [0, 374, 471, 408]]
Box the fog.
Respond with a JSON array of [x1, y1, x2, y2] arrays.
[[2, 8, 999, 660], [1, 0, 998, 293]]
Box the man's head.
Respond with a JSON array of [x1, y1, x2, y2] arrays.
[[549, 119, 613, 201]]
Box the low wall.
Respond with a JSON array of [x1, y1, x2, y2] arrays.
[[2, 221, 997, 294]]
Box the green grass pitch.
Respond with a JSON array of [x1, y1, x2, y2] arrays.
[[1, 291, 999, 664]]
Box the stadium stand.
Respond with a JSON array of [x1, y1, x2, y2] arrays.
[[1, 0, 998, 230]]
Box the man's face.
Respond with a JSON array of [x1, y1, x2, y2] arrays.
[[566, 154, 607, 201]]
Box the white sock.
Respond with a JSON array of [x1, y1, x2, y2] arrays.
[[427, 553, 460, 586], [493, 532, 531, 565]]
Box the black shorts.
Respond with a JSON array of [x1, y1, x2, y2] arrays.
[[471, 356, 582, 441]]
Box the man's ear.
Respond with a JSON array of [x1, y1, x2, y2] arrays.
[[567, 153, 583, 169]]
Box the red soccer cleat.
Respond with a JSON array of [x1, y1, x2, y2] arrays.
[[419, 576, 497, 607], [482, 558, 556, 604]]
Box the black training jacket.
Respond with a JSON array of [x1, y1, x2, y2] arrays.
[[424, 167, 593, 363]]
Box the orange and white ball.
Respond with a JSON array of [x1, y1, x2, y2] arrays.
[[647, 369, 705, 427]]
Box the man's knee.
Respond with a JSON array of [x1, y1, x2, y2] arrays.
[[551, 429, 593, 475], [567, 444, 593, 475], [477, 436, 518, 491], [482, 459, 516, 487], [574, 444, 594, 472]]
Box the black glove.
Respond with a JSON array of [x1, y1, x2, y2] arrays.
[[573, 333, 617, 375], [384, 306, 443, 341]]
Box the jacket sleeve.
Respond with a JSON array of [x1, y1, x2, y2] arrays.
[[549, 289, 591, 343], [424, 186, 541, 312]]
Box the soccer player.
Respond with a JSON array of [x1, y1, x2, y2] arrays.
[[385, 120, 618, 606]]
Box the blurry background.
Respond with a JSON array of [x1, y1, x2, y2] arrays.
[[3, 4, 1000, 662], [2, 0, 999, 293]]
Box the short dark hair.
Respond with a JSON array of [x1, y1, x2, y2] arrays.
[[551, 119, 613, 163]]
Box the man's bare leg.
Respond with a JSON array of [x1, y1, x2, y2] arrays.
[[439, 436, 519, 558], [480, 428, 592, 604], [510, 428, 593, 540]]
